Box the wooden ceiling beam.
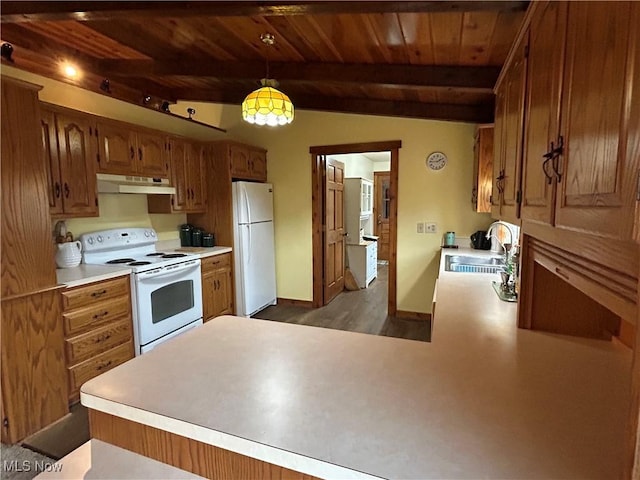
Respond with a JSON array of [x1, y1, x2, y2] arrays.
[[172, 88, 494, 123], [99, 60, 499, 91], [1, 1, 529, 23]]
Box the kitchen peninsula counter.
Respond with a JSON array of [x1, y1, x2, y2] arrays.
[[81, 278, 632, 480]]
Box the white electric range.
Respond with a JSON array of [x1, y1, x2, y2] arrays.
[[80, 228, 203, 355]]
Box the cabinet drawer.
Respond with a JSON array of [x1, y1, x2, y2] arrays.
[[202, 253, 231, 272], [63, 295, 131, 336], [62, 276, 130, 310], [68, 342, 133, 398], [66, 318, 132, 365]]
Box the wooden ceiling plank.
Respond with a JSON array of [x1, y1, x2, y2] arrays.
[[97, 59, 499, 91], [398, 13, 436, 65], [429, 12, 464, 65], [458, 12, 499, 65], [1, 2, 530, 23]]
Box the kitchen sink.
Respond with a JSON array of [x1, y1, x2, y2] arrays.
[[444, 254, 505, 273]]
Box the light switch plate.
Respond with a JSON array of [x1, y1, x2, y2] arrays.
[[425, 222, 437, 233], [416, 222, 425, 234]]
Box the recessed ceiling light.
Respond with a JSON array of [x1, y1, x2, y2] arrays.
[[61, 62, 79, 78]]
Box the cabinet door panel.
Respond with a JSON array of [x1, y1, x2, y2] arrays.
[[55, 112, 98, 216], [188, 143, 207, 212], [520, 1, 567, 224], [169, 139, 188, 212], [40, 107, 64, 215], [500, 36, 527, 224], [138, 132, 168, 178], [555, 1, 637, 240], [229, 145, 250, 179], [249, 149, 267, 182], [97, 122, 135, 175], [491, 90, 505, 219], [214, 268, 233, 316]]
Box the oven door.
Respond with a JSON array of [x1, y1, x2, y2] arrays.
[[134, 259, 203, 347]]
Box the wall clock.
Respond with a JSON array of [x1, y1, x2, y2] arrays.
[[426, 152, 447, 171]]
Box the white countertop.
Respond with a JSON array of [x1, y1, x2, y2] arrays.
[[35, 440, 204, 479], [56, 264, 131, 288], [81, 260, 632, 480], [56, 244, 232, 287]]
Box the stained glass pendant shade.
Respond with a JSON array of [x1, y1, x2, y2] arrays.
[[241, 79, 294, 126]]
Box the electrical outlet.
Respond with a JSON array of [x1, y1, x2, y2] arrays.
[[425, 222, 437, 234], [416, 222, 425, 234]]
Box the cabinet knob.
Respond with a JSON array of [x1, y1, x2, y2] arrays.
[[64, 183, 70, 198], [54, 182, 61, 199], [130, 146, 135, 159]]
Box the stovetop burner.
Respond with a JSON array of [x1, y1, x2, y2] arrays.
[[162, 253, 187, 258], [106, 258, 136, 264], [129, 261, 152, 266], [146, 253, 165, 257]]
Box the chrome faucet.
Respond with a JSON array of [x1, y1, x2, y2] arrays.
[[485, 221, 514, 257]]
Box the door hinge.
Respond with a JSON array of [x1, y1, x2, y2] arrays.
[[516, 190, 522, 204], [95, 198, 98, 207], [3, 417, 9, 428], [524, 44, 530, 58], [96, 153, 100, 164], [489, 194, 493, 204], [636, 170, 640, 201]]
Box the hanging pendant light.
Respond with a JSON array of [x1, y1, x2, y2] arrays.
[[241, 33, 294, 126]]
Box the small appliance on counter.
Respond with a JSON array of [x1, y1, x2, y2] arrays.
[[442, 231, 458, 249], [470, 230, 492, 250]]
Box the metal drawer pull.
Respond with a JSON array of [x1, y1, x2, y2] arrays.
[[95, 334, 111, 343], [91, 289, 107, 298], [93, 311, 109, 320], [96, 360, 112, 371]]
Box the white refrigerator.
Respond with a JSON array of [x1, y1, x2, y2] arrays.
[[232, 181, 277, 317]]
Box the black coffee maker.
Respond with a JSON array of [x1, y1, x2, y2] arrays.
[[470, 230, 492, 250]]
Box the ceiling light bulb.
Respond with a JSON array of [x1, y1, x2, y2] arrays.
[[62, 63, 78, 78]]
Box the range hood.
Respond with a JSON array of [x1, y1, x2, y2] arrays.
[[97, 174, 176, 195]]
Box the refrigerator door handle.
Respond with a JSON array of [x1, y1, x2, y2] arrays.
[[243, 185, 252, 224], [246, 224, 251, 266]]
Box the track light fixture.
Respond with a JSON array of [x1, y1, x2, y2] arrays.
[[100, 79, 111, 93], [160, 101, 170, 113], [143, 94, 152, 104], [1, 43, 15, 63], [187, 108, 196, 119]]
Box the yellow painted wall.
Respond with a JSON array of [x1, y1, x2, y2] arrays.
[[207, 108, 493, 312], [2, 66, 492, 312]]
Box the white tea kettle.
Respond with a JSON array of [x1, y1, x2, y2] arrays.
[[55, 241, 82, 268]]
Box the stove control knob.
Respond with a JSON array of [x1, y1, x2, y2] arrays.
[[144, 231, 150, 237], [150, 230, 156, 237], [97, 235, 103, 243], [87, 237, 94, 245]]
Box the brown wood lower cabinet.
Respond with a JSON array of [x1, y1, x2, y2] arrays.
[[62, 276, 134, 403], [202, 253, 234, 321], [1, 289, 68, 443], [89, 410, 320, 480]]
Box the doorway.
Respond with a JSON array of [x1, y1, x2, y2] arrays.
[[310, 140, 401, 316]]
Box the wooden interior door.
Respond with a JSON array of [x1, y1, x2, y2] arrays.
[[374, 172, 390, 261], [554, 1, 638, 241], [324, 157, 345, 304], [520, 1, 567, 225]]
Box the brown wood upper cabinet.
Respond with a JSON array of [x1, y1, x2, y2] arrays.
[[520, 1, 639, 242], [41, 104, 99, 218], [148, 138, 206, 214], [473, 125, 493, 214], [492, 32, 527, 224], [229, 143, 267, 182], [96, 120, 169, 178]]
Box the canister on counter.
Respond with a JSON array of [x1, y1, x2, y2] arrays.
[[202, 233, 215, 248], [179, 224, 192, 247], [191, 229, 203, 247], [444, 231, 456, 247]]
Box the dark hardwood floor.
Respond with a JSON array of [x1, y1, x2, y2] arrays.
[[254, 265, 431, 342]]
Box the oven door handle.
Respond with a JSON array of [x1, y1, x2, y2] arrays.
[[137, 262, 200, 281]]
